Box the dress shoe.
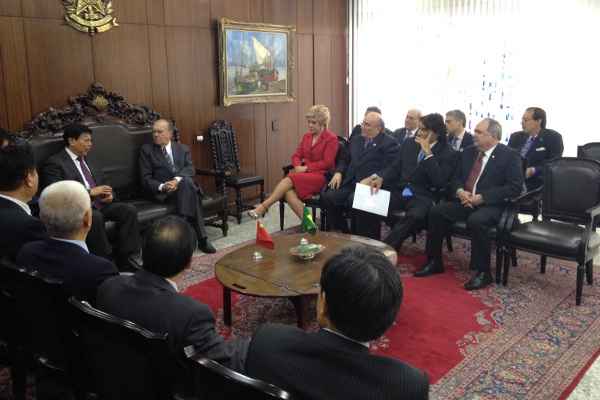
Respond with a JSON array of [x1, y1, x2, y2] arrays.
[[414, 259, 444, 277], [198, 238, 217, 254], [464, 272, 493, 291], [116, 252, 143, 272]]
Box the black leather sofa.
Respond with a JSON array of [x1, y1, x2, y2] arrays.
[[29, 122, 228, 238]]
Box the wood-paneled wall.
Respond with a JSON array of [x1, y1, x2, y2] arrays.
[[0, 0, 348, 193]]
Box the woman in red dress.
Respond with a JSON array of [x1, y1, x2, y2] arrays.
[[249, 105, 339, 221]]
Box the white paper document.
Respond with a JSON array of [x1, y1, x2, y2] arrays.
[[352, 183, 390, 217]]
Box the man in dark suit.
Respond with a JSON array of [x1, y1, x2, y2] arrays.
[[508, 107, 564, 190], [139, 119, 215, 254], [97, 216, 247, 371], [42, 123, 141, 269], [321, 111, 399, 239], [368, 113, 458, 251], [17, 181, 118, 302], [445, 109, 474, 151], [415, 118, 523, 290], [0, 140, 47, 260], [245, 245, 429, 400], [391, 108, 422, 146]]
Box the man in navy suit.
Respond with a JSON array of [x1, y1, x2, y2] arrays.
[[245, 245, 429, 400], [415, 118, 523, 290], [321, 111, 399, 239], [17, 181, 118, 302], [139, 119, 215, 254], [445, 109, 474, 151], [391, 109, 422, 146], [0, 140, 47, 260], [43, 124, 141, 268], [508, 107, 564, 190]]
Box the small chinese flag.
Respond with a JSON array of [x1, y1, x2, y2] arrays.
[[256, 220, 274, 249]]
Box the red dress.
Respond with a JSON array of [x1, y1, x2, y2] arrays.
[[288, 129, 339, 200]]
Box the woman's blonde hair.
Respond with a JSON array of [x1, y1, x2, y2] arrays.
[[305, 104, 331, 128]]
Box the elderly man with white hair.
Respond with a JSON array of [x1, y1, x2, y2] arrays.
[[17, 180, 118, 302]]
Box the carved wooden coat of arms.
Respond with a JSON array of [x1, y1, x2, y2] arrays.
[[63, 0, 118, 35]]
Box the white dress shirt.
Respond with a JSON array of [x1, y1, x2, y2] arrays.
[[158, 141, 182, 192], [65, 147, 93, 189], [52, 237, 89, 253]]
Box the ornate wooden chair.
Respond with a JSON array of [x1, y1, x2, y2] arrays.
[[206, 120, 265, 224], [502, 158, 600, 305], [184, 348, 293, 399]]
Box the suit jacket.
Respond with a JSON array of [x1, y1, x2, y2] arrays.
[[0, 197, 47, 261], [391, 127, 420, 146], [336, 132, 399, 187], [449, 131, 474, 151], [139, 142, 201, 196], [43, 148, 107, 190], [246, 324, 429, 400], [291, 130, 338, 174], [16, 239, 118, 302], [382, 138, 458, 199], [97, 270, 247, 371], [451, 144, 523, 205], [508, 129, 564, 189]]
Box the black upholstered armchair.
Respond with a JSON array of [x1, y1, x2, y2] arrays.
[[501, 158, 600, 305], [206, 120, 265, 224], [577, 142, 600, 161]]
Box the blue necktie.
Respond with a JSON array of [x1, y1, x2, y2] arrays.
[[521, 136, 534, 158], [364, 138, 373, 149], [417, 150, 426, 162]]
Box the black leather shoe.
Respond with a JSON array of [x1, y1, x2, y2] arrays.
[[199, 238, 217, 254], [116, 253, 143, 272], [464, 272, 493, 291], [414, 259, 444, 277]]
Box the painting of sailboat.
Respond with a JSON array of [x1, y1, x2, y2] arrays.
[[219, 18, 295, 106]]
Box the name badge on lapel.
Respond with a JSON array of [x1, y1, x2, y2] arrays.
[[535, 147, 546, 152]]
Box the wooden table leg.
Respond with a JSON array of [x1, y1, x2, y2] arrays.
[[290, 296, 307, 329], [223, 286, 232, 326]]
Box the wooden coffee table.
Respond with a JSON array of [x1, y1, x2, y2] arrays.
[[215, 232, 397, 328]]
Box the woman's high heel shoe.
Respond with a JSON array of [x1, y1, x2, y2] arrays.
[[248, 205, 267, 219], [247, 209, 260, 219]]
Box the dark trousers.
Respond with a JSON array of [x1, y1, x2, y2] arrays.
[[426, 200, 502, 273], [160, 177, 207, 239], [88, 202, 141, 259], [320, 186, 354, 234], [383, 192, 433, 249]]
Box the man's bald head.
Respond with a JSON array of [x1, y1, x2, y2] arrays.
[[361, 111, 385, 139]]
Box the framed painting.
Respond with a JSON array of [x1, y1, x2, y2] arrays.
[[219, 18, 296, 107]]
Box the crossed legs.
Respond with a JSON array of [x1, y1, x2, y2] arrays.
[[251, 177, 305, 219]]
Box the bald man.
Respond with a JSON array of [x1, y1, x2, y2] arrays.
[[392, 109, 422, 146], [321, 111, 399, 239]]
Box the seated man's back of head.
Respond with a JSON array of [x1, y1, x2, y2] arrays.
[[245, 245, 429, 400]]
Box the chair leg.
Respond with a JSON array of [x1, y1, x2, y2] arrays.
[[446, 235, 453, 252], [495, 246, 503, 284], [576, 263, 585, 305], [279, 200, 285, 231], [260, 183, 265, 203], [540, 255, 547, 274], [511, 248, 517, 267], [411, 233, 417, 243], [235, 189, 242, 224], [503, 247, 511, 286], [586, 260, 594, 285], [320, 209, 327, 231]]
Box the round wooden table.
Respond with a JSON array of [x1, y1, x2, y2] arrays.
[[215, 232, 397, 328]]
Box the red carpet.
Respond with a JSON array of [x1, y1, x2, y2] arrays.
[[183, 234, 600, 399]]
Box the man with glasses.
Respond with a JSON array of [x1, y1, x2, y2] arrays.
[[445, 109, 474, 152], [321, 111, 399, 239], [508, 107, 564, 190], [414, 118, 523, 291]]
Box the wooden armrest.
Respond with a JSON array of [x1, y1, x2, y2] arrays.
[[196, 168, 225, 178], [509, 186, 543, 204], [586, 203, 600, 219]]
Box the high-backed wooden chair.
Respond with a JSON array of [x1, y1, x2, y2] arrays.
[[207, 120, 265, 224]]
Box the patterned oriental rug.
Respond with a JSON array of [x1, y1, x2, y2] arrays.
[[182, 234, 600, 400]]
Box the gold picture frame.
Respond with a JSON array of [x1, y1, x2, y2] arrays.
[[219, 18, 296, 107]]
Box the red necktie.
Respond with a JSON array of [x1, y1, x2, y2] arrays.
[[464, 152, 484, 193]]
